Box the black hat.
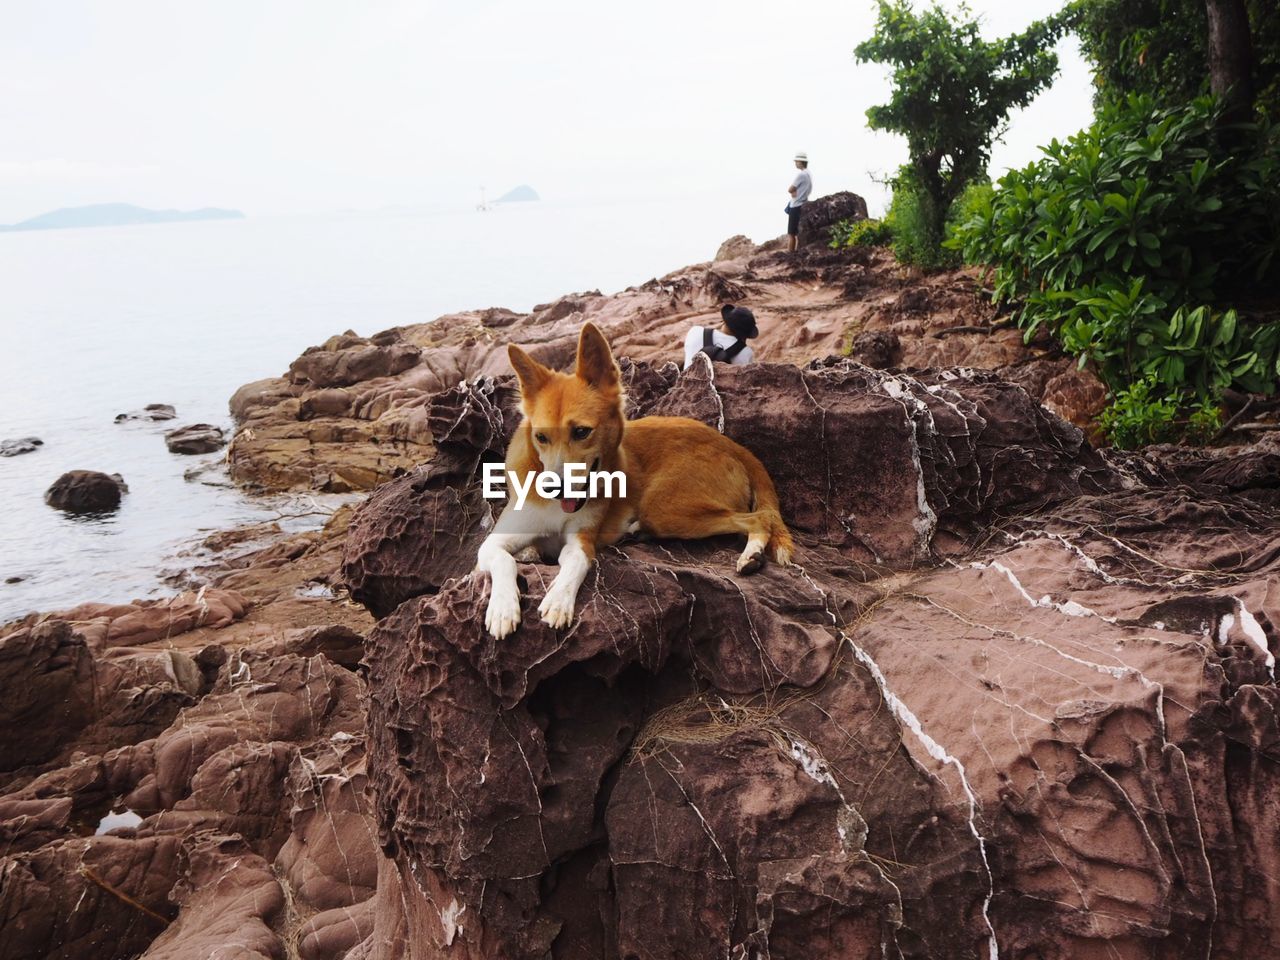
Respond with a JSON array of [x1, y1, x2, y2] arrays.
[[720, 304, 758, 339]]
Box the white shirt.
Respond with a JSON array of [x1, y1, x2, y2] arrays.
[[683, 326, 754, 369], [788, 169, 812, 208]]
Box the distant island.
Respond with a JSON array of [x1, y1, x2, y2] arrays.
[[0, 203, 246, 233], [495, 185, 540, 203]]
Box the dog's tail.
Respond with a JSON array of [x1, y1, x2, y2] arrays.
[[744, 450, 794, 566]]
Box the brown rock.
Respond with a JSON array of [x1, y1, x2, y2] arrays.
[[44, 470, 127, 512], [139, 835, 284, 960], [1040, 365, 1110, 433], [114, 403, 176, 423], [350, 351, 1280, 959], [714, 234, 757, 262], [0, 795, 74, 853], [59, 588, 250, 647], [0, 835, 180, 960], [797, 191, 870, 248], [163, 423, 226, 454], [0, 621, 94, 773], [299, 387, 354, 420], [229, 377, 296, 420], [289, 338, 421, 388], [849, 329, 901, 368], [281, 623, 365, 670]]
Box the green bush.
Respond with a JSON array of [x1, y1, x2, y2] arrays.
[[830, 217, 893, 249], [887, 182, 939, 267], [887, 180, 956, 269], [1098, 377, 1222, 449], [880, 177, 992, 269], [948, 181, 993, 235], [951, 93, 1280, 405]]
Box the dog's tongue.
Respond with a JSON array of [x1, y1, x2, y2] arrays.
[[560, 497, 583, 514]]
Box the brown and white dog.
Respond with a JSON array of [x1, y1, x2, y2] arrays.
[[476, 322, 793, 639]]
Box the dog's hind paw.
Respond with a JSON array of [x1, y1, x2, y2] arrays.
[[736, 547, 765, 575]]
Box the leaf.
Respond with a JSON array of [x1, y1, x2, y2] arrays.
[[1102, 192, 1129, 213], [1213, 310, 1237, 347], [1230, 353, 1259, 377]]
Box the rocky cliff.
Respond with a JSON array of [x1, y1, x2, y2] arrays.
[[2, 206, 1277, 960]]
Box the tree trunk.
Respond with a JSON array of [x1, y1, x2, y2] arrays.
[[1204, 0, 1254, 121]]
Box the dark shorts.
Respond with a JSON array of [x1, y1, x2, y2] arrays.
[[786, 203, 802, 236]]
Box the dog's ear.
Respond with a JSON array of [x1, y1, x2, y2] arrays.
[[575, 323, 620, 390], [508, 344, 552, 399]]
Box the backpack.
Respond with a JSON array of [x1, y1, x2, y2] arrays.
[[699, 327, 748, 363]]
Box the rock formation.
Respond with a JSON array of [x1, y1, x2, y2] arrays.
[[44, 470, 128, 513], [3, 210, 1278, 960], [0, 436, 42, 456], [342, 359, 1280, 959], [115, 404, 177, 423], [797, 190, 870, 248], [163, 423, 227, 455]]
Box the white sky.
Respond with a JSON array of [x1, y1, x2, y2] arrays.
[[0, 0, 1094, 222]]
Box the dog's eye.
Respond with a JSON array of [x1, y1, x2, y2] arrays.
[[571, 426, 593, 441], [534, 433, 549, 444]]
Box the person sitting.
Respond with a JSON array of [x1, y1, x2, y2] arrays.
[[683, 304, 759, 369]]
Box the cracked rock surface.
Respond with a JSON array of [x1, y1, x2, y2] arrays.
[[3, 222, 1279, 960], [348, 360, 1280, 959]]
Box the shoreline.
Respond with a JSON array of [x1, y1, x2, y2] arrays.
[[5, 214, 1082, 629]]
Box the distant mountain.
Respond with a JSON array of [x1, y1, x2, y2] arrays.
[[495, 185, 540, 203], [0, 203, 246, 233]]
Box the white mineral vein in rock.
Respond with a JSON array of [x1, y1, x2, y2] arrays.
[[879, 377, 938, 556], [847, 640, 1000, 960], [979, 560, 1117, 624], [441, 898, 465, 946], [1232, 599, 1275, 678]]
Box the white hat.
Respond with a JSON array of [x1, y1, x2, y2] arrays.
[[794, 151, 808, 162]]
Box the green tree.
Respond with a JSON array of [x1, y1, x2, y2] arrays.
[[854, 1, 1076, 264], [1075, 0, 1278, 119]]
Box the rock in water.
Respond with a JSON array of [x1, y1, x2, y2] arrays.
[[44, 470, 127, 513], [0, 436, 42, 456], [114, 403, 176, 423], [165, 424, 226, 455]]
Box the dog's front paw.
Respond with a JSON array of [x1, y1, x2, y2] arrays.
[[485, 583, 522, 639], [538, 583, 577, 630]]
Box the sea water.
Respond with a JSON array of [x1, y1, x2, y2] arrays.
[[0, 193, 781, 620]]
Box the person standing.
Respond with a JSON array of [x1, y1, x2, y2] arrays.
[[786, 151, 812, 252]]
